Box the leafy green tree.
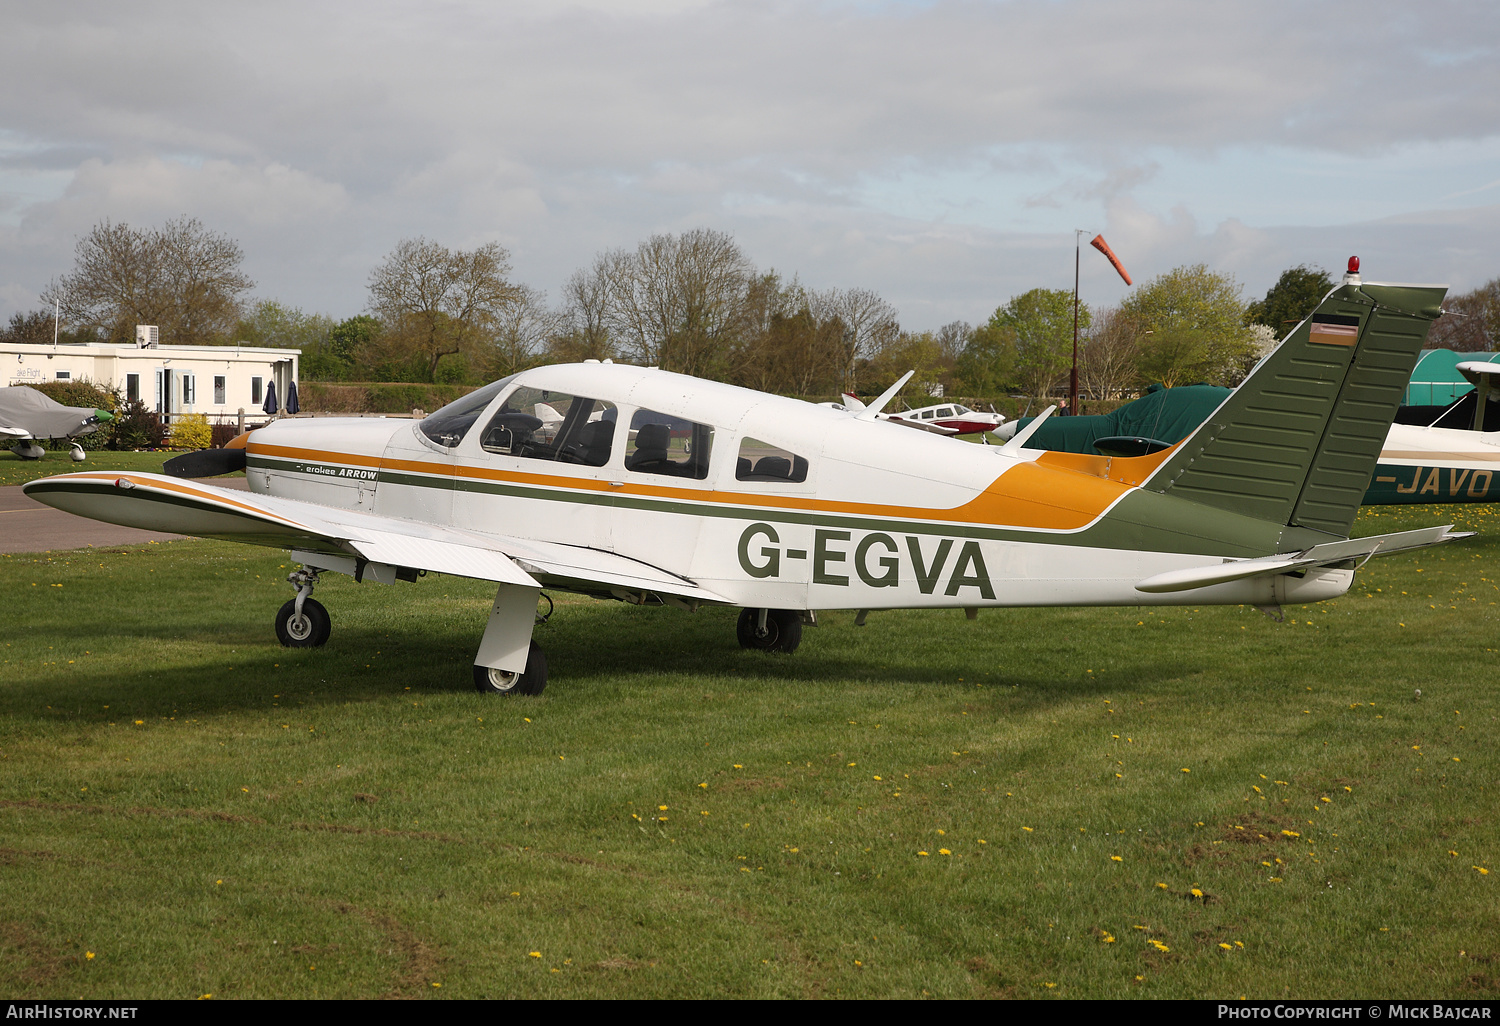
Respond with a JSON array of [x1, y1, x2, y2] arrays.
[[953, 320, 1017, 395], [329, 315, 381, 365], [1245, 265, 1333, 336], [1124, 264, 1254, 388], [234, 300, 342, 379], [983, 288, 1085, 399]]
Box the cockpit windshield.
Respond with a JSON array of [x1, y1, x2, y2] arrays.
[[417, 375, 519, 448]]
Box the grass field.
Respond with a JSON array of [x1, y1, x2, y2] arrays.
[[2, 503, 1498, 999]]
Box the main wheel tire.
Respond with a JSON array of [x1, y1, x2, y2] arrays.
[[736, 608, 802, 654], [275, 597, 331, 648], [473, 640, 548, 696]]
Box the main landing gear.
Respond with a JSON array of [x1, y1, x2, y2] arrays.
[[473, 640, 548, 696], [737, 608, 802, 654], [276, 568, 331, 648]]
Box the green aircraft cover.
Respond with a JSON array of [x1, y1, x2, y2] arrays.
[[1015, 383, 1232, 454]]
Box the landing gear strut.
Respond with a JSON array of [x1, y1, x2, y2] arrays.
[[276, 567, 331, 648], [737, 608, 802, 653]]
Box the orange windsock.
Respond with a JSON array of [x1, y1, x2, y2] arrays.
[[1090, 234, 1132, 286]]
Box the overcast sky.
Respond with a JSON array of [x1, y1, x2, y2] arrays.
[[2, 0, 1497, 333]]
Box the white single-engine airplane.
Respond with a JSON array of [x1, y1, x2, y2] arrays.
[[1, 385, 114, 461], [24, 268, 1462, 695]]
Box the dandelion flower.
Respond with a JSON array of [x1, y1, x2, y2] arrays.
[[917, 851, 929, 857], [86, 952, 95, 960], [1101, 932, 1116, 944], [1219, 943, 1232, 951], [1156, 882, 1168, 890], [529, 951, 541, 958], [1022, 826, 1033, 833], [1191, 888, 1203, 898], [1111, 856, 1123, 862], [1475, 867, 1490, 876], [939, 849, 951, 856]]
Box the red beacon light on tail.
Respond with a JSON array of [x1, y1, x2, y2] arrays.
[[1344, 255, 1361, 285]]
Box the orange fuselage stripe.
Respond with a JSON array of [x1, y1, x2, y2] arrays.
[[249, 440, 1167, 531]]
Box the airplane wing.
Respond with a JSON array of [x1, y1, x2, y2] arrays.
[[23, 471, 734, 604], [0, 423, 31, 442], [1133, 525, 1467, 594], [883, 415, 960, 436]]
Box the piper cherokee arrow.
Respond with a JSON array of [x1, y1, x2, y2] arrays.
[[23, 265, 1463, 696]]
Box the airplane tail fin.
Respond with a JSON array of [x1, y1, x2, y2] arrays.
[[1143, 274, 1447, 539]]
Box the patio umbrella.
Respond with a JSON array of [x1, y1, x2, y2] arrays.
[[285, 380, 300, 414], [262, 381, 279, 415]]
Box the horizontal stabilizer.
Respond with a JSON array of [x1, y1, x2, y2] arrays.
[[1135, 524, 1467, 594]]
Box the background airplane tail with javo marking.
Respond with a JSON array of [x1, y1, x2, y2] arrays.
[[1143, 270, 1447, 541]]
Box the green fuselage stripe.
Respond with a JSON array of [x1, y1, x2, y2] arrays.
[[248, 454, 1300, 558]]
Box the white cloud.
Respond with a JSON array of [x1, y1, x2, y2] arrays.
[[0, 0, 1496, 328]]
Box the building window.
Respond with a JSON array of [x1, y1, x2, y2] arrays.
[[251, 377, 262, 404], [126, 373, 140, 402], [182, 374, 195, 405], [54, 370, 71, 381], [213, 376, 225, 404]]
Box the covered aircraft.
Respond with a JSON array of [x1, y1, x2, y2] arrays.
[[0, 385, 113, 461], [24, 267, 1461, 695], [1000, 359, 1500, 504]]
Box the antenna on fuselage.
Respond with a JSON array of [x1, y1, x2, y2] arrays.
[[997, 405, 1058, 455], [854, 371, 914, 421]]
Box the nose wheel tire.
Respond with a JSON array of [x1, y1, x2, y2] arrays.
[[736, 608, 802, 653], [276, 597, 331, 648], [474, 640, 548, 696]]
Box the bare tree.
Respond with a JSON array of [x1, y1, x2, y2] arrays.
[[1080, 306, 1141, 401], [546, 258, 615, 363], [487, 283, 563, 377], [1430, 278, 1500, 352], [602, 228, 752, 377], [366, 237, 522, 381], [811, 287, 900, 394], [44, 217, 253, 344]]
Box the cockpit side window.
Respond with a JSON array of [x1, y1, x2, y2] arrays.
[[625, 408, 713, 480], [479, 386, 617, 466], [418, 375, 519, 448], [735, 437, 808, 483]]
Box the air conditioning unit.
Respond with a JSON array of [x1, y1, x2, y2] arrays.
[[136, 325, 159, 349]]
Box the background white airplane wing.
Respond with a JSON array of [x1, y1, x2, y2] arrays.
[[23, 471, 733, 603]]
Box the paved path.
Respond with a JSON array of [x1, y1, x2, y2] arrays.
[[0, 479, 249, 553]]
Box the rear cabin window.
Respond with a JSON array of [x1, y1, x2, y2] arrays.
[[478, 386, 617, 466], [735, 437, 808, 483], [625, 408, 713, 480]]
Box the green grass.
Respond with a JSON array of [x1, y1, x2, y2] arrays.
[[0, 451, 211, 487], [3, 504, 1500, 998]]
